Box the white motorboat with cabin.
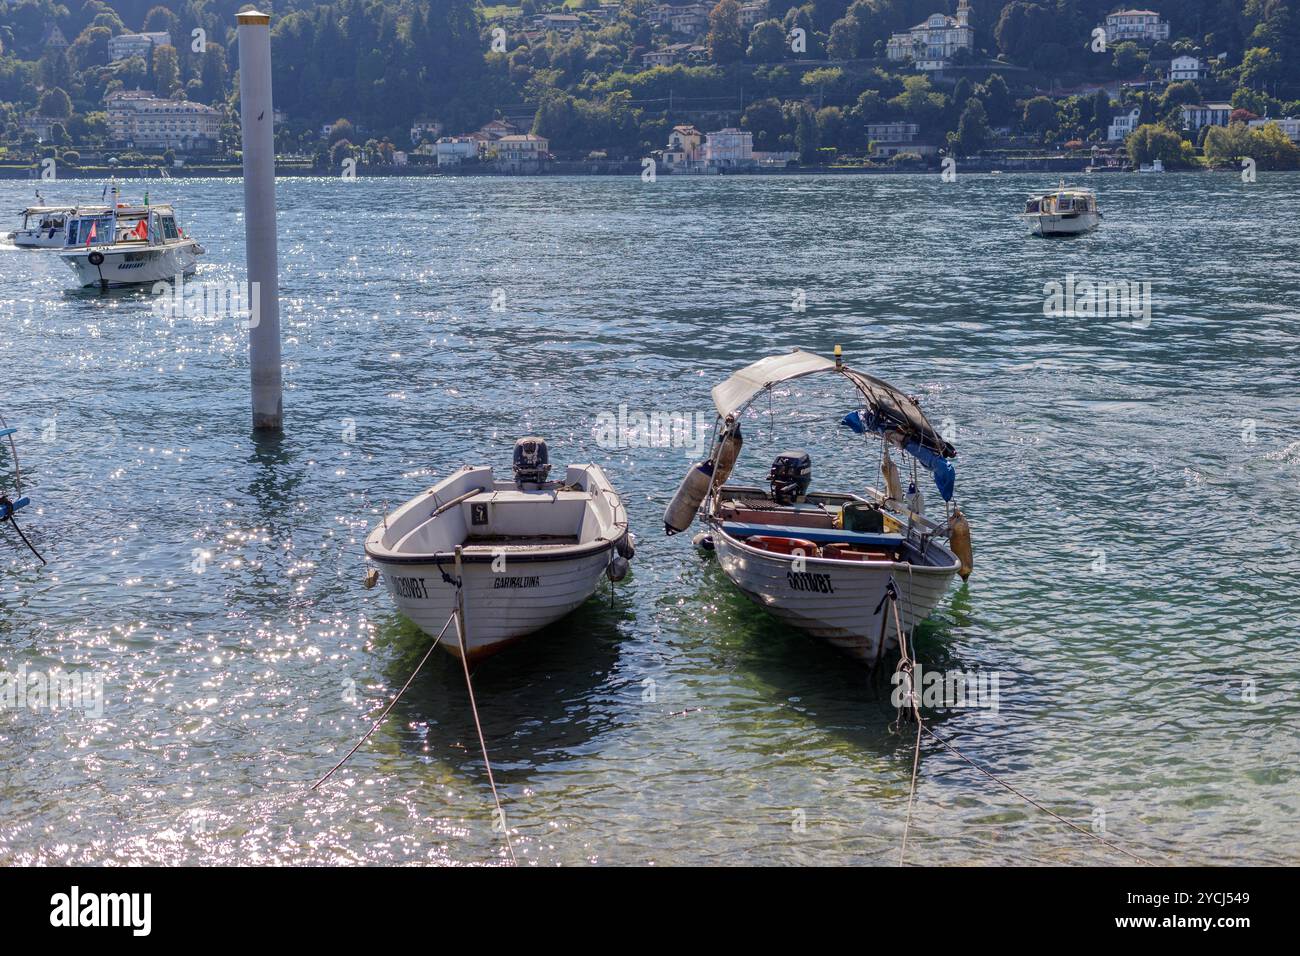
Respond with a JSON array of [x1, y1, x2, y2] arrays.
[[7, 204, 95, 248], [1020, 181, 1101, 236], [664, 348, 973, 666], [365, 438, 633, 661], [59, 192, 203, 289]]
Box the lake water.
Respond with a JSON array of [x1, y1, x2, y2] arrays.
[[1, 172, 1297, 865]]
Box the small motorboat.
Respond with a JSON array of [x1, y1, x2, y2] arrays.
[[8, 203, 93, 248], [664, 348, 972, 666], [365, 438, 633, 661], [1020, 180, 1101, 236], [59, 186, 203, 289]]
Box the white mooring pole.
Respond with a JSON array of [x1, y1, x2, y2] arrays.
[[237, 9, 283, 431]]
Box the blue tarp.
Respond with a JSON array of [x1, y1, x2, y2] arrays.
[[841, 410, 956, 501]]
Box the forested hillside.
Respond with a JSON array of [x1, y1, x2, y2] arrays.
[[1, 0, 1297, 167]]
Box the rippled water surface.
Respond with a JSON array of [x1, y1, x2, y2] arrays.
[[1, 173, 1297, 865]]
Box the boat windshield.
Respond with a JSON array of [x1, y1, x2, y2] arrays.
[[159, 215, 179, 240], [65, 213, 114, 247]]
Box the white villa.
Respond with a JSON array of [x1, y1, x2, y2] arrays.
[[108, 31, 172, 63], [493, 133, 549, 172], [1180, 102, 1232, 132], [886, 0, 974, 71], [434, 136, 479, 166], [1168, 55, 1205, 81], [704, 128, 754, 169], [1103, 9, 1170, 43], [1107, 106, 1141, 141], [106, 90, 221, 150]]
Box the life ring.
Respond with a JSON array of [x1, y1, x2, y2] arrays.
[[88, 250, 105, 265], [745, 535, 820, 558]]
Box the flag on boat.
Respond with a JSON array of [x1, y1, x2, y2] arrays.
[[85, 219, 96, 247], [132, 218, 148, 240]]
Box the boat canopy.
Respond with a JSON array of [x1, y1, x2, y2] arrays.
[[711, 348, 958, 497], [713, 350, 952, 452], [711, 349, 837, 417]]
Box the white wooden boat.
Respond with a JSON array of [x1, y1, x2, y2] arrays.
[[365, 439, 633, 661], [664, 349, 973, 665], [59, 200, 203, 289], [1020, 181, 1101, 236]]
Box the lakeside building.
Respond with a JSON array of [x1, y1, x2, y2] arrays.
[[1107, 106, 1141, 141], [108, 31, 172, 63], [1248, 117, 1300, 143], [480, 119, 520, 140], [704, 128, 754, 169], [886, 0, 974, 72], [1180, 102, 1233, 132], [1103, 9, 1170, 44], [1169, 55, 1205, 81], [106, 90, 221, 151], [866, 122, 926, 157], [410, 119, 443, 144], [660, 124, 704, 170], [493, 133, 549, 172], [642, 43, 707, 68], [434, 135, 479, 166]]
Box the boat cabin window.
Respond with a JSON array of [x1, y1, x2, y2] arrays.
[[66, 214, 113, 246], [160, 216, 179, 240], [1025, 199, 1041, 213]]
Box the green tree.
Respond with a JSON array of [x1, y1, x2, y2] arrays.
[[153, 44, 180, 97], [1126, 123, 1195, 168], [1022, 95, 1058, 134], [980, 74, 1013, 127], [950, 98, 990, 156], [741, 96, 789, 150], [708, 0, 745, 65], [747, 20, 787, 62], [38, 87, 72, 118], [795, 105, 819, 163]]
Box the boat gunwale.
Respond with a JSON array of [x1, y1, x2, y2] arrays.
[[364, 462, 629, 566], [711, 520, 959, 574]]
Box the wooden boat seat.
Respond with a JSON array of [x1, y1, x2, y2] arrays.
[[722, 522, 903, 550], [463, 534, 581, 552], [718, 503, 837, 529]]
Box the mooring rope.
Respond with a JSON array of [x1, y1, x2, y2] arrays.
[[886, 588, 1153, 867], [309, 610, 455, 791], [453, 592, 517, 866], [0, 413, 45, 565]]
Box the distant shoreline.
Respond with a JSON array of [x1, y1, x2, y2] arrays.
[[0, 160, 1265, 181]]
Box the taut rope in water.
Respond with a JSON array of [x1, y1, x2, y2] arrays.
[[452, 548, 517, 866], [885, 588, 1153, 867], [309, 610, 455, 791]]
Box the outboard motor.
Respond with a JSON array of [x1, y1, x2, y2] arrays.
[[768, 450, 811, 505], [513, 436, 551, 486]]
